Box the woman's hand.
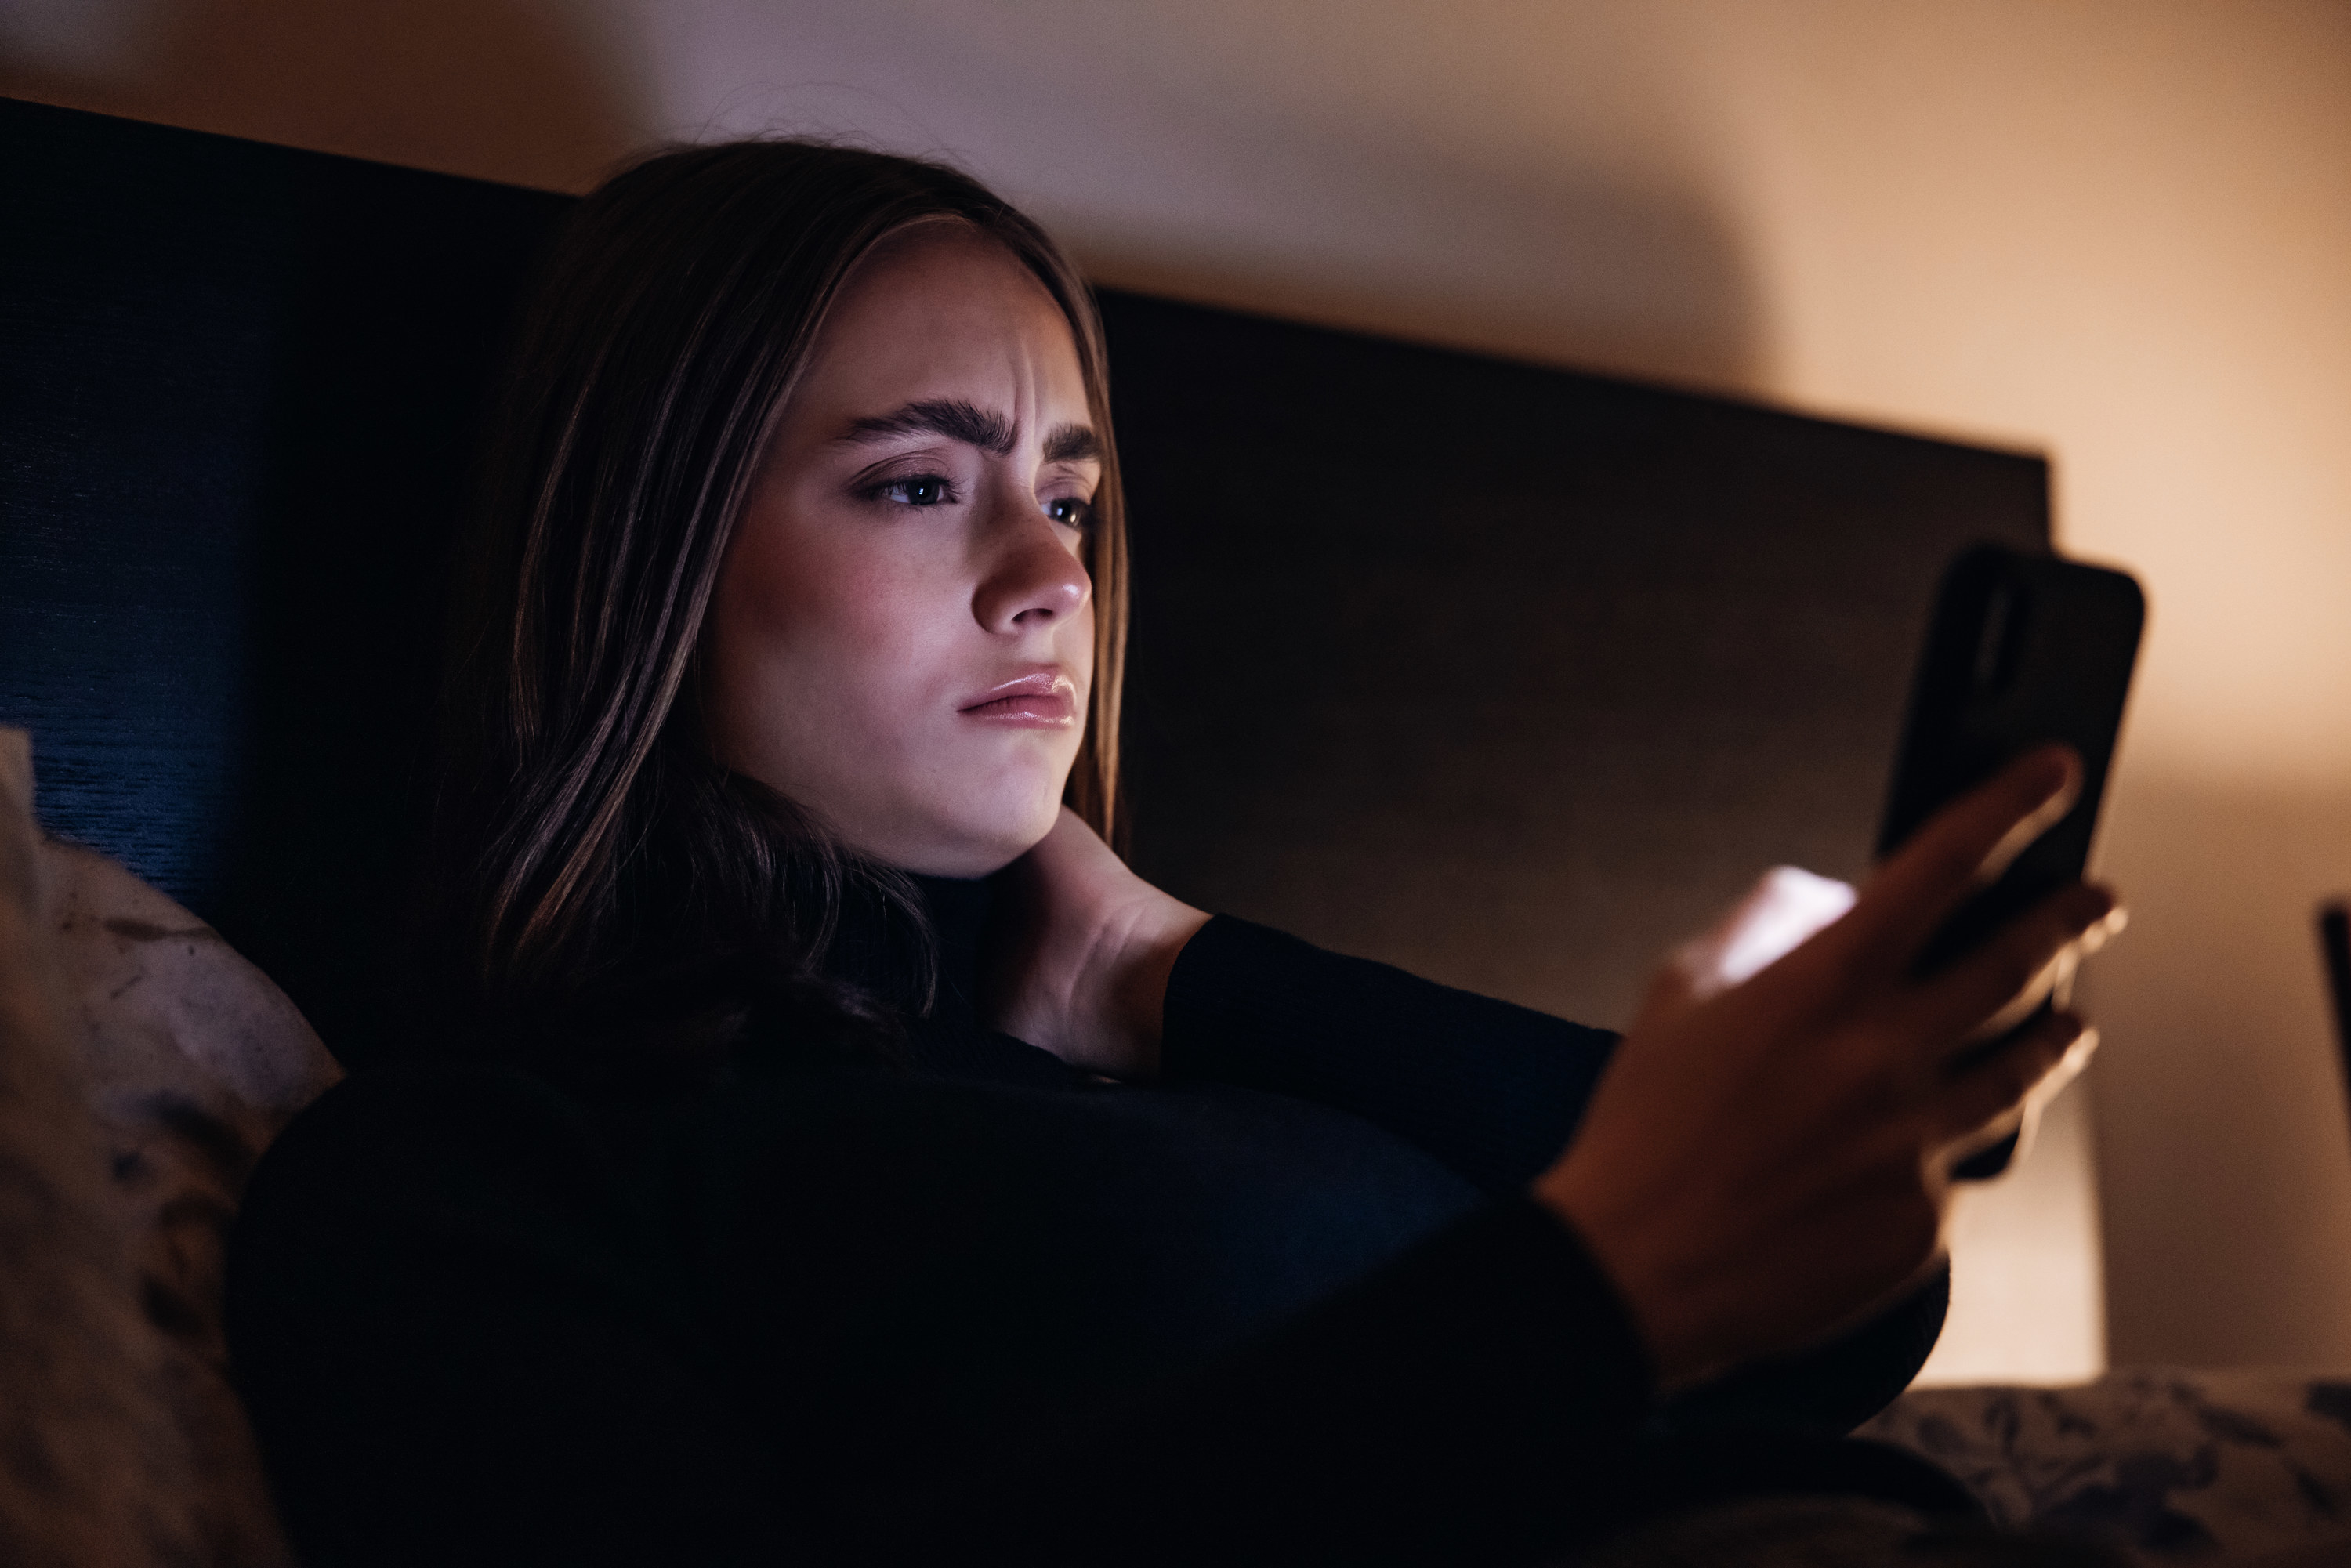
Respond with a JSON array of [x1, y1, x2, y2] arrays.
[[1534, 747, 2124, 1391], [986, 807, 1211, 1078]]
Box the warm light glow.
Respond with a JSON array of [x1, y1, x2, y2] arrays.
[[9, 0, 2348, 1377]]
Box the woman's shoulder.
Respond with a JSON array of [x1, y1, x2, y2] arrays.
[[236, 1057, 627, 1240], [263, 1055, 594, 1147]]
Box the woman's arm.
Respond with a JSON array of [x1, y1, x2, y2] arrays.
[[227, 1064, 1660, 1566], [987, 809, 1613, 1193], [1159, 914, 1617, 1195], [996, 755, 2116, 1403], [993, 819, 1955, 1433], [225, 1066, 796, 1568], [927, 1195, 1658, 1566], [990, 815, 1836, 1200]]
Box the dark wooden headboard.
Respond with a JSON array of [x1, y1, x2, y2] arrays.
[[0, 96, 2047, 1067]]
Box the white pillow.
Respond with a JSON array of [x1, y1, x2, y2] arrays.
[[1, 727, 340, 1566]]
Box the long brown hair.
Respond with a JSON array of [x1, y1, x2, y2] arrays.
[[422, 139, 1128, 1059]]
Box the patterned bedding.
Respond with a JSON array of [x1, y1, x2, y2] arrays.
[[1865, 1371, 2351, 1564]]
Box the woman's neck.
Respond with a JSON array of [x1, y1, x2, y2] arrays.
[[816, 867, 994, 1028], [907, 871, 992, 1026]]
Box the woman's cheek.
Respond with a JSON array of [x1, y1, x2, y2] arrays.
[[756, 517, 926, 675], [832, 554, 965, 697]]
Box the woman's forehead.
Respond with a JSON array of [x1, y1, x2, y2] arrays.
[[826, 227, 1073, 361], [794, 228, 1088, 434]]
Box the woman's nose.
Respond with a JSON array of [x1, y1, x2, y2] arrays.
[[972, 494, 1091, 635]]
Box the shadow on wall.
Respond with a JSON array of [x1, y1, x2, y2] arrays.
[[1069, 122, 1769, 395], [2083, 771, 2351, 1368], [2, 0, 1770, 397], [643, 0, 1772, 395], [0, 0, 642, 190]]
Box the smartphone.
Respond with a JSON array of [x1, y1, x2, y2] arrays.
[[1877, 544, 2144, 1179]]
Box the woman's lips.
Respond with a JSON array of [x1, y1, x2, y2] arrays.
[[958, 671, 1077, 727]]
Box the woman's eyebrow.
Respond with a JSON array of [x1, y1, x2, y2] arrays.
[[837, 401, 1099, 465], [1042, 423, 1100, 464], [841, 399, 1016, 456]]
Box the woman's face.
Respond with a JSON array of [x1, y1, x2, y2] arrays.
[[703, 227, 1099, 877]]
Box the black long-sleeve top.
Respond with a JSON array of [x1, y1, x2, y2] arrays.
[[226, 886, 1959, 1566]]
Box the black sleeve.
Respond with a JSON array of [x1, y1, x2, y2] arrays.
[[1157, 914, 1949, 1437], [228, 1070, 1657, 1568], [226, 1066, 797, 1567], [929, 1197, 1657, 1566], [1160, 915, 1619, 1197]]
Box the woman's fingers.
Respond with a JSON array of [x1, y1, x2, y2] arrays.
[[1844, 745, 2082, 969], [1927, 1007, 2095, 1148], [1906, 881, 2122, 1045]]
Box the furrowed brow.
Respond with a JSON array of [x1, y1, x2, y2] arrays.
[[1042, 423, 1100, 465], [841, 399, 1016, 457]]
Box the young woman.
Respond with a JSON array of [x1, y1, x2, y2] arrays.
[[225, 141, 2119, 1566]]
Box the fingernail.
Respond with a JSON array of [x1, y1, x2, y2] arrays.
[[2074, 904, 2127, 957], [2007, 742, 2074, 806]]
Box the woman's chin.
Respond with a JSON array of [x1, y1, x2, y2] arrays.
[[870, 797, 1065, 879]]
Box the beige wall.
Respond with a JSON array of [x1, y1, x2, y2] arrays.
[[7, 0, 2349, 1377]]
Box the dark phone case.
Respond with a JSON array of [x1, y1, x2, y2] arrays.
[[1878, 545, 2144, 1178]]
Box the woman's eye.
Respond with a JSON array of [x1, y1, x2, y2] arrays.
[[1044, 496, 1094, 528], [868, 474, 957, 507]]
